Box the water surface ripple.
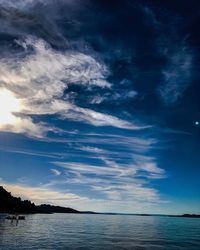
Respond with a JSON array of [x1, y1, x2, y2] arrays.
[[0, 214, 200, 250]]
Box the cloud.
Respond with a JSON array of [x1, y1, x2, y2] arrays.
[[0, 37, 147, 137], [0, 0, 59, 9], [52, 153, 165, 203], [60, 104, 145, 130], [0, 116, 52, 138], [50, 169, 61, 176], [22, 98, 144, 131], [42, 133, 158, 155], [0, 147, 62, 159], [0, 0, 35, 8], [159, 46, 193, 104], [143, 6, 161, 30], [52, 162, 120, 176], [79, 146, 106, 154], [2, 37, 110, 97], [90, 90, 137, 104], [140, 4, 194, 105]]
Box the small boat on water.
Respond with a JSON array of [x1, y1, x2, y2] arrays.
[[6, 215, 25, 220]]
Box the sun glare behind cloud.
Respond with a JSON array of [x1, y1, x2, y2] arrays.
[[0, 88, 21, 126]]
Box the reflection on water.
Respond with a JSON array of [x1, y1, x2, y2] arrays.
[[0, 213, 200, 250]]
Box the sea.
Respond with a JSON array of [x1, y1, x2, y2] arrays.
[[0, 213, 200, 250]]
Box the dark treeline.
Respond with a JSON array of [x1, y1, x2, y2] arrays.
[[0, 186, 79, 214], [0, 186, 36, 213], [37, 204, 79, 214]]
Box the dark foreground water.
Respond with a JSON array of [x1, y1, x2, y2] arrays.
[[0, 213, 200, 250]]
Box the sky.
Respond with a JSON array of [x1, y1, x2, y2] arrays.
[[0, 0, 200, 214]]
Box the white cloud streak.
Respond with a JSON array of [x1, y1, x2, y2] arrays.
[[51, 154, 165, 203], [50, 169, 61, 176], [0, 147, 62, 159]]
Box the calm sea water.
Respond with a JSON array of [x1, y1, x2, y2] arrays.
[[0, 213, 200, 250]]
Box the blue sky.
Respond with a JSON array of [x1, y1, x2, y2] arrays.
[[0, 0, 199, 214]]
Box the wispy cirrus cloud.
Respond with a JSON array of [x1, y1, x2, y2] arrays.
[[0, 146, 63, 159], [89, 89, 137, 104], [51, 152, 165, 203], [0, 0, 69, 9], [50, 169, 61, 176], [0, 38, 147, 138], [159, 45, 193, 104], [79, 146, 107, 154], [141, 4, 194, 105]]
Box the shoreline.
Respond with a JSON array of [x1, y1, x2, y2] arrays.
[[0, 212, 199, 219]]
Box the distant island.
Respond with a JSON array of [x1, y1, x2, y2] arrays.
[[180, 214, 200, 218], [0, 186, 199, 218]]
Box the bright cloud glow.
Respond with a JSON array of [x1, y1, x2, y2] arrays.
[[0, 38, 147, 137], [0, 88, 21, 126]]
